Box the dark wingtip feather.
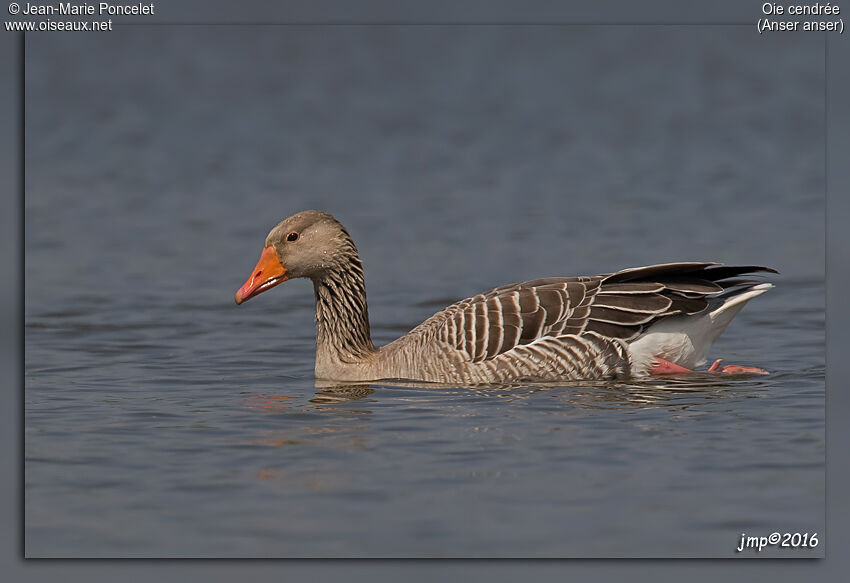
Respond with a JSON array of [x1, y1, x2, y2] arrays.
[[603, 262, 717, 284], [605, 263, 778, 285], [707, 264, 778, 273], [702, 265, 779, 281]]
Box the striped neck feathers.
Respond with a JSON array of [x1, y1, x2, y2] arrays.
[[312, 239, 376, 362]]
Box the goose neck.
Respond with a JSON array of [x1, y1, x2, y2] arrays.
[[312, 259, 376, 364]]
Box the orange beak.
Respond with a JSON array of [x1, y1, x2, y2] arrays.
[[234, 246, 289, 305]]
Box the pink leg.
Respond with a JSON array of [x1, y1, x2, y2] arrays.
[[708, 359, 769, 375], [650, 357, 770, 376], [649, 357, 694, 376]]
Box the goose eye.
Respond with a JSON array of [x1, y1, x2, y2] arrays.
[[286, 232, 299, 242]]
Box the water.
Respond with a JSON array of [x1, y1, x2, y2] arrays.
[[25, 27, 824, 557]]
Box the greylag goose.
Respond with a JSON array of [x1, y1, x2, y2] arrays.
[[235, 210, 775, 383]]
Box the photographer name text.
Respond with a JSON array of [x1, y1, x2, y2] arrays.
[[14, 2, 153, 16]]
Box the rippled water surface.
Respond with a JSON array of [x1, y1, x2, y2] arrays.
[[25, 27, 824, 557]]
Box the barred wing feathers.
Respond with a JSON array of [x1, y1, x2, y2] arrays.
[[413, 262, 776, 364]]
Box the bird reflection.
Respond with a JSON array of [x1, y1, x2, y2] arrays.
[[469, 373, 774, 410], [241, 374, 775, 459], [312, 372, 775, 411], [310, 382, 376, 406], [245, 373, 775, 415]]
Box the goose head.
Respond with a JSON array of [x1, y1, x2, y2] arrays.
[[234, 210, 354, 304]]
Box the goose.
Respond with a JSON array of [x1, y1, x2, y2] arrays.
[[234, 210, 775, 383]]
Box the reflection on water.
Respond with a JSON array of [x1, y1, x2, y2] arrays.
[[248, 424, 369, 450], [231, 375, 789, 466], [310, 384, 376, 406], [306, 373, 777, 412], [241, 393, 296, 410]]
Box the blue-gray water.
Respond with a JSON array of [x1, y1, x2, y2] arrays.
[[25, 27, 824, 557]]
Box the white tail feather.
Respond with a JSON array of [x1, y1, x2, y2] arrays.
[[627, 283, 773, 375]]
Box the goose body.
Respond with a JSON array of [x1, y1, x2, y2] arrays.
[[235, 210, 775, 383]]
